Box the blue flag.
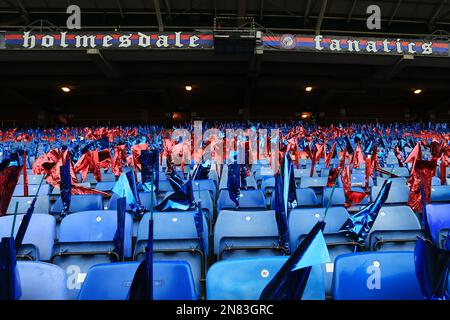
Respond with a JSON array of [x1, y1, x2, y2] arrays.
[[274, 173, 290, 254], [193, 161, 211, 180], [141, 149, 159, 192], [156, 178, 196, 212], [0, 237, 21, 300], [167, 169, 184, 191], [60, 155, 72, 218], [282, 154, 297, 215], [414, 238, 450, 300], [227, 162, 241, 209], [112, 171, 145, 215], [260, 221, 330, 300], [113, 197, 126, 261], [340, 179, 392, 245]]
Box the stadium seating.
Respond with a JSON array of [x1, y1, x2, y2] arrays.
[[13, 183, 50, 197], [425, 203, 450, 244], [17, 261, 68, 300], [17, 174, 45, 185], [322, 187, 369, 208], [134, 211, 208, 298], [430, 185, 450, 202], [376, 177, 407, 187], [332, 251, 422, 300], [367, 206, 422, 251], [207, 257, 325, 300], [299, 177, 328, 189], [6, 196, 50, 214], [214, 210, 286, 261], [217, 189, 266, 211], [108, 191, 157, 211], [0, 214, 55, 261], [193, 179, 217, 200], [78, 261, 198, 300], [338, 174, 373, 188], [51, 194, 103, 214], [219, 174, 257, 190], [51, 210, 133, 299], [371, 185, 410, 204], [95, 181, 116, 192]]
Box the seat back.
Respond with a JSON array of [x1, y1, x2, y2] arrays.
[[78, 261, 198, 300], [217, 189, 266, 211], [52, 194, 103, 214], [193, 179, 217, 200], [108, 191, 157, 211], [288, 207, 350, 250], [214, 210, 280, 258], [322, 187, 369, 207], [300, 177, 328, 189], [295, 188, 319, 206], [426, 203, 450, 244], [13, 184, 50, 197], [376, 177, 407, 187], [6, 196, 50, 214], [0, 214, 55, 261], [17, 261, 68, 300], [430, 185, 450, 202], [371, 185, 410, 204], [207, 257, 325, 300], [332, 251, 422, 300], [95, 181, 116, 192]]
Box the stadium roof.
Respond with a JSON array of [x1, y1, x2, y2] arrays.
[[0, 1, 450, 126]]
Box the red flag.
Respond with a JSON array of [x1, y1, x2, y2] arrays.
[[325, 142, 336, 168], [341, 164, 367, 208], [394, 146, 404, 167], [0, 165, 22, 215], [112, 145, 127, 177], [404, 142, 423, 174], [407, 160, 436, 213]]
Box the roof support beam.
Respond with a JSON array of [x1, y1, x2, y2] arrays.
[[5, 0, 29, 23], [347, 0, 358, 23], [389, 0, 403, 26], [259, 0, 264, 21], [428, 0, 447, 29], [87, 49, 120, 79], [115, 0, 124, 18], [153, 0, 164, 32], [164, 0, 172, 22], [304, 0, 312, 25], [315, 0, 328, 35]]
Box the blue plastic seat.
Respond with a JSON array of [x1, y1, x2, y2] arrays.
[[193, 189, 214, 223], [214, 210, 285, 261], [6, 196, 50, 214], [426, 203, 450, 244], [100, 173, 116, 182], [432, 176, 442, 186], [219, 174, 257, 190], [260, 176, 275, 195], [371, 185, 410, 204], [430, 185, 450, 202], [17, 261, 68, 300], [295, 188, 319, 206], [376, 177, 407, 187], [78, 261, 197, 300], [17, 174, 45, 185], [50, 182, 91, 196], [51, 194, 103, 214], [193, 179, 217, 200], [299, 177, 328, 189], [322, 187, 369, 208], [217, 189, 266, 211], [13, 184, 50, 197], [95, 181, 116, 192], [288, 206, 353, 296], [207, 257, 325, 300], [332, 251, 422, 300], [0, 214, 55, 261], [294, 168, 316, 178], [368, 206, 422, 251], [134, 211, 208, 298], [108, 191, 157, 211], [381, 166, 410, 177], [338, 174, 373, 188], [51, 210, 133, 299]]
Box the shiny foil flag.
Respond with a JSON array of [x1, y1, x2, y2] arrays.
[[340, 179, 392, 245], [113, 197, 126, 261], [60, 154, 72, 217], [274, 173, 290, 254], [141, 149, 159, 192], [260, 222, 330, 300], [156, 178, 196, 212], [414, 238, 450, 300], [0, 237, 21, 300]]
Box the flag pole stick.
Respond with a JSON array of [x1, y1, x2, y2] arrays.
[[10, 202, 19, 238]]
